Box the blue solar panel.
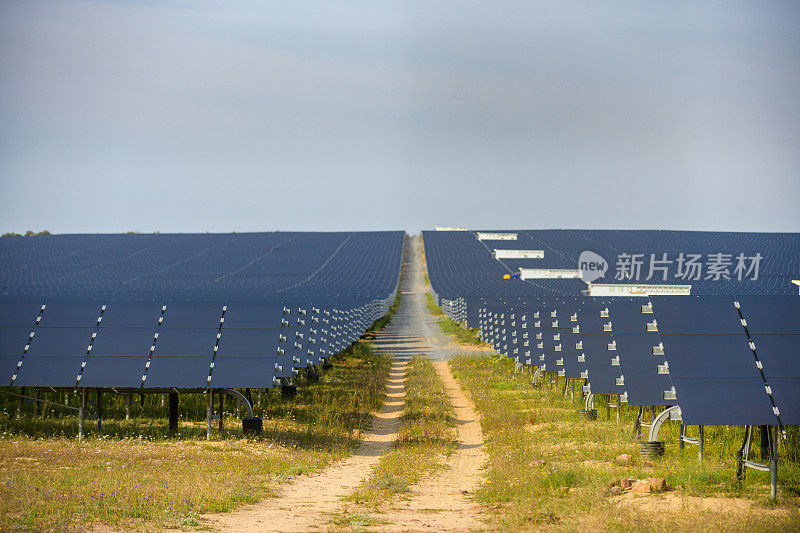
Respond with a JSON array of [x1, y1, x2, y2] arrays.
[[607, 303, 652, 333], [216, 330, 280, 356], [737, 296, 800, 334], [748, 334, 800, 377], [89, 327, 156, 356], [0, 327, 32, 356], [162, 302, 224, 329], [0, 231, 404, 389], [662, 334, 757, 375], [39, 301, 104, 328], [766, 378, 800, 425], [670, 377, 776, 426], [100, 301, 164, 328], [153, 329, 217, 355], [621, 366, 668, 405], [14, 327, 94, 386], [0, 299, 45, 327], [747, 334, 800, 425], [208, 357, 276, 388], [650, 296, 741, 334], [220, 302, 284, 329], [24, 328, 94, 356], [79, 356, 147, 388], [143, 356, 210, 388], [579, 334, 622, 395], [577, 308, 611, 334]]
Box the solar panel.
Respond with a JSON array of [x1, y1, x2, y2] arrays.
[[38, 301, 105, 328], [79, 356, 149, 388], [652, 297, 782, 426], [0, 299, 46, 327], [100, 301, 164, 328], [222, 302, 284, 329], [14, 328, 95, 386], [650, 296, 741, 334], [142, 356, 211, 388], [737, 296, 800, 334], [669, 377, 776, 426], [578, 334, 622, 395], [209, 357, 276, 388], [662, 335, 761, 377], [161, 302, 225, 328], [152, 329, 217, 355]]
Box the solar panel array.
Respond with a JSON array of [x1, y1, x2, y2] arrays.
[[424, 229, 799, 423], [0, 231, 404, 390]]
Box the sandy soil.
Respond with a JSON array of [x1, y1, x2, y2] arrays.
[[203, 359, 409, 533], [366, 360, 487, 532]]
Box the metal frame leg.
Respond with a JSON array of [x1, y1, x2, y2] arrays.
[[78, 389, 86, 442], [206, 390, 213, 441]]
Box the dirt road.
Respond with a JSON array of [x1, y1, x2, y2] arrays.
[[206, 237, 487, 532]]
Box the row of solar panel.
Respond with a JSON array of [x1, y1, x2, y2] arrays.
[[0, 232, 405, 303], [481, 296, 798, 426], [423, 229, 800, 304], [0, 296, 394, 389]]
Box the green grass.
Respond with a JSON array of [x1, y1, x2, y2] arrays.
[[450, 354, 800, 531], [426, 292, 442, 316], [0, 342, 391, 532], [347, 356, 458, 508], [437, 316, 484, 346]]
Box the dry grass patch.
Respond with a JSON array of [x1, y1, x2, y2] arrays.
[[345, 356, 458, 509], [450, 354, 800, 532], [0, 342, 390, 532]]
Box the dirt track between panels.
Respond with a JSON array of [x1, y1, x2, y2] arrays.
[[203, 359, 409, 533], [205, 237, 488, 532]]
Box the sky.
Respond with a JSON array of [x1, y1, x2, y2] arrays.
[[1, 1, 799, 235]]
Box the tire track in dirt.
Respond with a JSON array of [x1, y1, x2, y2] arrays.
[[365, 236, 488, 531], [370, 360, 486, 532], [203, 359, 408, 533]]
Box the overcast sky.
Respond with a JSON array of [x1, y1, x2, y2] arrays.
[[1, 1, 798, 234]]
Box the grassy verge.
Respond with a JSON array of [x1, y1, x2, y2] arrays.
[[424, 281, 484, 347], [426, 292, 442, 316], [0, 342, 390, 532], [437, 317, 484, 346], [450, 354, 800, 531], [343, 356, 457, 513]]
